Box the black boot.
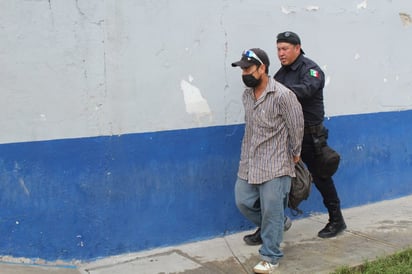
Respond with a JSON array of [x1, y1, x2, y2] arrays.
[[318, 207, 346, 238], [243, 228, 262, 245]]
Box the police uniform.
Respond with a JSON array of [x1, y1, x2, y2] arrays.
[[274, 50, 346, 238]]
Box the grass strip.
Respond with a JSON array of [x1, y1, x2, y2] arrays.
[[332, 247, 412, 274]]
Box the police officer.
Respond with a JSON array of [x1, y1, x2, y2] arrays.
[[274, 31, 346, 238]]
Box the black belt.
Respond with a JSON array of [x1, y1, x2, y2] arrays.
[[304, 124, 323, 135]]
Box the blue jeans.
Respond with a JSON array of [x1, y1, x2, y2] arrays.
[[235, 176, 291, 264]]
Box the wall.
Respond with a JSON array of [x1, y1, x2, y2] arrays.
[[0, 0, 411, 262]]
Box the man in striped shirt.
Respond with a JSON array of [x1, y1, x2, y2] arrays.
[[232, 48, 304, 273]]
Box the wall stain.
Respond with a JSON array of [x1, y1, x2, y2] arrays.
[[399, 12, 412, 26]]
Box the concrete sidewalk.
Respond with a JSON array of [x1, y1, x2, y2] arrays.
[[1, 195, 412, 274]]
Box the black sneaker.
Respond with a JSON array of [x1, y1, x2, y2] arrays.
[[243, 228, 262, 245], [243, 217, 292, 245], [318, 220, 347, 238]]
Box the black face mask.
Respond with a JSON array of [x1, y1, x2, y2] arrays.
[[242, 73, 261, 88]]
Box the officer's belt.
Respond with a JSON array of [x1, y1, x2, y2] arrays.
[[304, 123, 323, 135]]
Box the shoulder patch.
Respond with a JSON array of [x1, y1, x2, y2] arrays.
[[309, 69, 319, 78]]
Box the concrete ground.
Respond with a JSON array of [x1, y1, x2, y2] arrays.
[[1, 195, 412, 274]]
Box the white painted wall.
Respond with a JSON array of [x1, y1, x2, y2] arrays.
[[1, 0, 411, 144]]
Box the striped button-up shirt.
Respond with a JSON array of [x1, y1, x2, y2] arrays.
[[238, 77, 304, 185]]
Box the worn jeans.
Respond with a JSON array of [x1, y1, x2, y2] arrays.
[[235, 176, 291, 264]]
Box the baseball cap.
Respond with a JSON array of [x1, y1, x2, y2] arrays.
[[276, 31, 305, 54], [231, 48, 270, 68]]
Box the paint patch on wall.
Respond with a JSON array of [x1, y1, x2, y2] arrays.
[[180, 76, 213, 123], [19, 178, 30, 196], [281, 6, 297, 14], [325, 75, 331, 87], [399, 13, 412, 26], [357, 0, 367, 9], [306, 6, 319, 12]]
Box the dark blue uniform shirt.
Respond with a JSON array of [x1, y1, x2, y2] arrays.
[[274, 54, 325, 127]]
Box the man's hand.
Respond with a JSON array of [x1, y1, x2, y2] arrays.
[[293, 155, 300, 164]]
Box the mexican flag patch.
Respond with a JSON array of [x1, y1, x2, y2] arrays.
[[309, 69, 319, 78]]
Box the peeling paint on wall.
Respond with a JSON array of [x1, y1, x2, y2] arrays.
[[180, 76, 212, 123], [19, 178, 30, 196], [399, 13, 412, 26], [306, 6, 319, 12], [357, 0, 367, 9], [325, 75, 331, 87], [281, 6, 297, 14]]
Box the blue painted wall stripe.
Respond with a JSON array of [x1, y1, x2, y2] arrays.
[[1, 110, 412, 261]]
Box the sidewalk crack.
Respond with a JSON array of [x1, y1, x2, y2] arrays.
[[223, 236, 249, 274], [346, 230, 400, 248]]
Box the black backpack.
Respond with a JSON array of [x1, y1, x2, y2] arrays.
[[288, 159, 312, 215]]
